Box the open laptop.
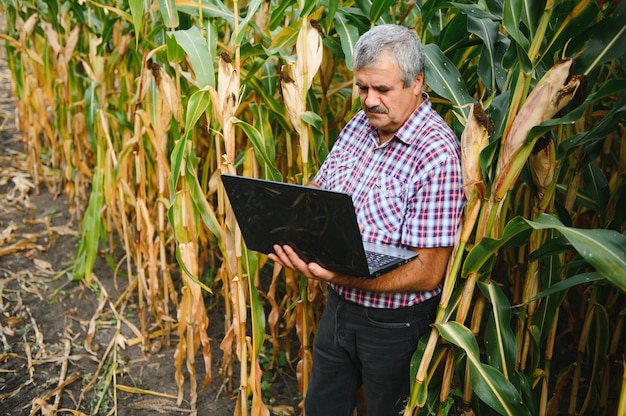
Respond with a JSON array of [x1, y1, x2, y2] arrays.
[[221, 174, 418, 278]]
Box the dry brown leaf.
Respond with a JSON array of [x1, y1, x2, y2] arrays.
[[33, 258, 53, 273], [0, 223, 16, 245]]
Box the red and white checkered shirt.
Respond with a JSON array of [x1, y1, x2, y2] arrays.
[[315, 94, 465, 308]]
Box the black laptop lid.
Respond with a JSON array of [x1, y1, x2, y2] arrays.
[[221, 174, 371, 276]]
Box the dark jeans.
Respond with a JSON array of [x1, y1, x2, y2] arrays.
[[304, 288, 438, 416]]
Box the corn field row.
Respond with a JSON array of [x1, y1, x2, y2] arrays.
[[1, 0, 625, 415]]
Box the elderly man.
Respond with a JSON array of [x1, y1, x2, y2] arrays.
[[270, 24, 465, 415]]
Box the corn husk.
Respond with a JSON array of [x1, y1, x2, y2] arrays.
[[217, 52, 240, 165], [461, 102, 491, 200], [151, 62, 180, 123], [280, 67, 305, 136], [494, 59, 582, 201], [280, 21, 323, 169], [295, 21, 323, 92], [529, 138, 555, 202], [459, 102, 491, 243]]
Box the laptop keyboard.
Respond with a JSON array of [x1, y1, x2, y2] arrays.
[[364, 250, 398, 268]]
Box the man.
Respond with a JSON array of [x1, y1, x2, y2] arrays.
[[269, 24, 464, 415]]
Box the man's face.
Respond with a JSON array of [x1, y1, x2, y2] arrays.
[[354, 51, 424, 142]]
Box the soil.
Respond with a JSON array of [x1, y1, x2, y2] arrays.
[[0, 39, 300, 416]]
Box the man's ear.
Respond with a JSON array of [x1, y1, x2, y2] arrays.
[[413, 73, 424, 95]]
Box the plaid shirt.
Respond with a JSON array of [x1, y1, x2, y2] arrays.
[[315, 94, 464, 308]]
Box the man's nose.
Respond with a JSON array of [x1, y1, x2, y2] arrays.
[[363, 91, 381, 108]]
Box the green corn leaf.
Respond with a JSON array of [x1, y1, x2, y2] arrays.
[[353, 0, 371, 20], [368, 0, 395, 23], [176, 1, 234, 22], [423, 44, 474, 122], [478, 281, 516, 378], [528, 215, 626, 291], [170, 27, 215, 88], [463, 217, 533, 276], [174, 245, 213, 293], [533, 254, 567, 345], [579, 0, 626, 76], [334, 14, 359, 71], [466, 15, 499, 92], [185, 167, 223, 246], [72, 128, 105, 282], [269, 0, 296, 31], [408, 338, 449, 408], [128, 0, 144, 46], [502, 0, 530, 51], [183, 89, 211, 141], [169, 89, 211, 193], [233, 118, 283, 182], [233, 0, 263, 45], [248, 271, 266, 356], [451, 2, 498, 20], [465, 215, 626, 291], [299, 0, 318, 17], [158, 0, 179, 29], [526, 272, 605, 304], [582, 163, 610, 216], [540, 0, 598, 63], [436, 321, 532, 416], [557, 96, 626, 160], [85, 81, 99, 149]]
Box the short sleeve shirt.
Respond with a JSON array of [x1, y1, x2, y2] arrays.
[[314, 94, 465, 308]]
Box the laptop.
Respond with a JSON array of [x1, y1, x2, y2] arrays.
[[221, 174, 418, 278]]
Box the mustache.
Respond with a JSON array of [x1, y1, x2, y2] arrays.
[[364, 105, 388, 114]]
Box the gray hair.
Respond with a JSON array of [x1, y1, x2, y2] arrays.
[[352, 24, 425, 88]]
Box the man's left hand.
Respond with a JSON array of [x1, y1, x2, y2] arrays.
[[268, 244, 336, 282]]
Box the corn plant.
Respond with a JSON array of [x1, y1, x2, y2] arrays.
[[1, 0, 625, 415]]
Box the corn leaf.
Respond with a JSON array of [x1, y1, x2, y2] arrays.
[[86, 0, 133, 23], [233, 0, 263, 45], [462, 217, 533, 276], [582, 163, 610, 216], [176, 0, 234, 22], [334, 14, 359, 71], [533, 253, 567, 344], [466, 215, 626, 292], [128, 0, 144, 46], [435, 321, 532, 416], [368, 0, 395, 23], [579, 0, 626, 75], [478, 281, 516, 377], [185, 169, 224, 248], [502, 0, 530, 51], [557, 94, 626, 159], [85, 82, 99, 149], [526, 272, 605, 304], [466, 15, 499, 92], [158, 0, 179, 29], [170, 89, 211, 191], [248, 273, 266, 356], [170, 27, 215, 89], [423, 44, 474, 122], [269, 0, 296, 31], [72, 137, 105, 282], [175, 245, 213, 293], [233, 118, 283, 181], [526, 215, 626, 292]]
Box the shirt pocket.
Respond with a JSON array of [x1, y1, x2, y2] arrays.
[[363, 175, 407, 236], [321, 153, 358, 193]]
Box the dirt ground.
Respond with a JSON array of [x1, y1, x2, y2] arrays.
[[0, 40, 300, 416]]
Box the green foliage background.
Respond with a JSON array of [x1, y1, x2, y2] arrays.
[[1, 0, 625, 414]]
